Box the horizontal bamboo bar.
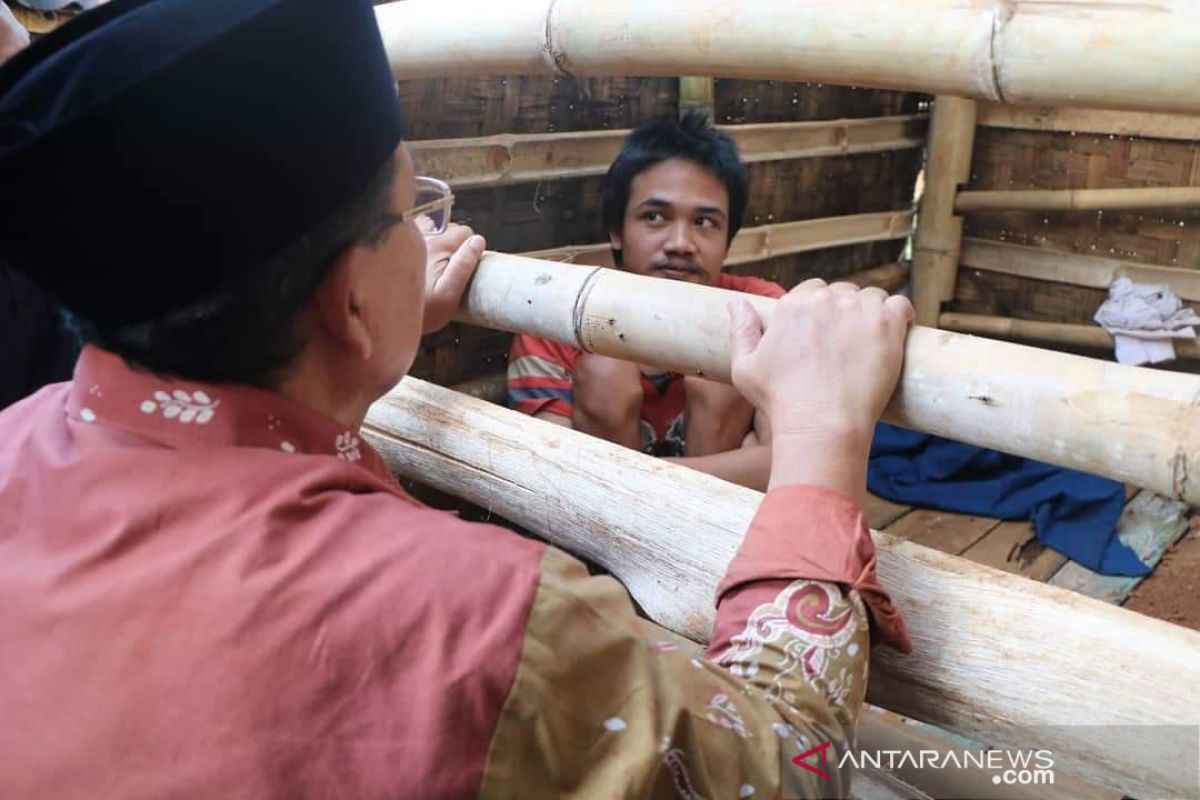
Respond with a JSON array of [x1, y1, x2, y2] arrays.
[[409, 115, 928, 189], [362, 378, 1200, 798], [376, 1, 1200, 115], [977, 102, 1200, 142], [455, 252, 1200, 503], [940, 312, 1200, 360], [523, 210, 914, 268], [955, 186, 1200, 213], [960, 238, 1200, 302]]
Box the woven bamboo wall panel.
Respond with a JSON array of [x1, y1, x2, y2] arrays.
[[398, 77, 679, 139], [714, 81, 922, 124], [953, 270, 1108, 326], [959, 127, 1200, 323]]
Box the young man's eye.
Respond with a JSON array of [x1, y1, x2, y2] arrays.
[[695, 217, 717, 229], [641, 211, 665, 223]]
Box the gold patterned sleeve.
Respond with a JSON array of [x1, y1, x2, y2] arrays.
[[478, 485, 903, 799]]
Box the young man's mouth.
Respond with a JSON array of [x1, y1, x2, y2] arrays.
[[652, 262, 702, 281]]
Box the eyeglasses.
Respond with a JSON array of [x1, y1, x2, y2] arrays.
[[401, 176, 455, 235]]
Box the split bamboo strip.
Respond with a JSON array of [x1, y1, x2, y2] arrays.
[[955, 186, 1200, 213], [409, 116, 928, 189], [523, 210, 915, 268], [960, 238, 1200, 302], [455, 251, 1200, 503], [843, 261, 910, 293], [361, 378, 1200, 798], [376, 0, 1200, 114], [976, 102, 1200, 142], [910, 97, 976, 326], [678, 76, 715, 121], [939, 312, 1200, 361]]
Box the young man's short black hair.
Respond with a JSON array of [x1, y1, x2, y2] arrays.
[[600, 111, 749, 266]]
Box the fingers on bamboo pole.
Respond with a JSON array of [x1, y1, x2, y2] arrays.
[[912, 96, 977, 327], [362, 378, 1200, 799]]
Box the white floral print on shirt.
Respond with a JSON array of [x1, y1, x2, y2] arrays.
[[139, 389, 218, 425]]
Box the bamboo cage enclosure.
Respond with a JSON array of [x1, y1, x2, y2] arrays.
[[365, 1, 1200, 796]]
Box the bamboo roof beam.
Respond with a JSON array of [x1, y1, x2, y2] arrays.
[[376, 0, 1200, 115], [362, 377, 1200, 799], [408, 115, 928, 190], [523, 210, 914, 268], [453, 251, 1200, 504], [940, 312, 1200, 360], [960, 238, 1200, 302], [956, 186, 1200, 213]]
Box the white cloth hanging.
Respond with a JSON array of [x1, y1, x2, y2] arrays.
[[1093, 277, 1200, 365]]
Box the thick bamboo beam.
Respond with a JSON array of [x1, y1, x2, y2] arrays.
[[911, 96, 976, 326], [409, 116, 927, 190], [376, 1, 1200, 115], [977, 102, 1200, 142], [940, 312, 1200, 361], [361, 378, 1200, 798], [960, 238, 1200, 302], [455, 252, 1200, 503], [956, 186, 1200, 213], [523, 210, 914, 268]]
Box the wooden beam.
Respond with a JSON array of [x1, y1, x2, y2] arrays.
[[977, 102, 1200, 142], [455, 251, 1200, 504], [408, 116, 927, 189], [377, 1, 1200, 115], [523, 210, 914, 268], [959, 238, 1200, 303], [912, 96, 977, 326], [361, 378, 1200, 798], [939, 311, 1200, 360], [956, 186, 1200, 213]]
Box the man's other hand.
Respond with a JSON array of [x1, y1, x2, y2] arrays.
[[726, 279, 913, 495], [420, 221, 485, 334], [571, 353, 643, 450]]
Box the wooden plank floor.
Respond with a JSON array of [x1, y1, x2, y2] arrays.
[[868, 487, 1191, 606]]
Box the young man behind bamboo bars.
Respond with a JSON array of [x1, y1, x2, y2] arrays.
[[0, 1, 913, 796], [508, 114, 787, 490]]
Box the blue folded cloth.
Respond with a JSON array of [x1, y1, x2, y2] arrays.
[[868, 423, 1146, 577]]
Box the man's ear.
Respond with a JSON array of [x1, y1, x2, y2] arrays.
[[312, 245, 374, 362], [608, 229, 623, 251]]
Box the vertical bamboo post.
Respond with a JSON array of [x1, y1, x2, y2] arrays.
[[912, 96, 977, 327], [679, 76, 715, 121]]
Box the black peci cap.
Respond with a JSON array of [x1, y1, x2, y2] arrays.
[[0, 0, 405, 326]]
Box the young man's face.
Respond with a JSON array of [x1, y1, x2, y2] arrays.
[[610, 158, 732, 287]]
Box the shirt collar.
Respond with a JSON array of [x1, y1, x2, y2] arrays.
[[67, 345, 395, 484]]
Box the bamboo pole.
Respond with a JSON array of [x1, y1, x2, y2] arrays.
[[408, 116, 927, 190], [977, 102, 1200, 143], [524, 210, 914, 268], [960, 238, 1200, 303], [939, 312, 1200, 361], [956, 186, 1200, 213], [454, 251, 1200, 504], [909, 97, 976, 327], [376, 0, 1200, 115], [361, 378, 1200, 799]]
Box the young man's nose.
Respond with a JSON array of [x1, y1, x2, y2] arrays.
[[663, 221, 697, 254]]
